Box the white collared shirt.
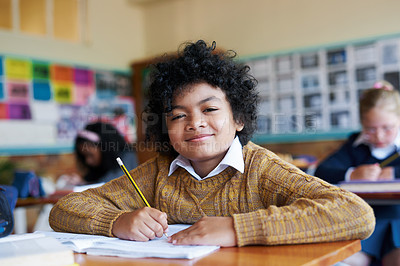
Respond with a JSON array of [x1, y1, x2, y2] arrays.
[[353, 131, 400, 159], [345, 131, 400, 180], [168, 136, 244, 181]]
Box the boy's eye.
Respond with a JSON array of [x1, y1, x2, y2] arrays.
[[171, 114, 185, 121], [204, 107, 217, 112]]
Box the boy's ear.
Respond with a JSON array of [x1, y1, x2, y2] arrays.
[[236, 121, 244, 132]]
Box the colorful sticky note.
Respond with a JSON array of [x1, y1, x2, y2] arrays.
[[96, 71, 117, 99], [53, 83, 73, 103], [51, 65, 73, 82], [96, 89, 116, 99], [32, 61, 50, 80], [115, 73, 132, 96], [0, 82, 4, 100], [96, 71, 116, 88], [7, 82, 30, 101], [31, 102, 59, 122], [8, 103, 31, 119], [0, 103, 8, 119], [75, 84, 94, 105], [5, 58, 32, 80], [33, 81, 52, 101], [74, 68, 93, 86], [0, 56, 3, 76]]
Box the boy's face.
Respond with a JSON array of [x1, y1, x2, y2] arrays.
[[362, 107, 400, 148], [166, 83, 244, 168]]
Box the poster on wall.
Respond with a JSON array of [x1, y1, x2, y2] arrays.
[[0, 55, 136, 148], [244, 36, 400, 137]]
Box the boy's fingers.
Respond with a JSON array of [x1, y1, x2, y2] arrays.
[[148, 209, 168, 228], [145, 208, 168, 237]]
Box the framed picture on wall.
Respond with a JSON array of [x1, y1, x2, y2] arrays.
[[356, 66, 376, 82], [330, 110, 351, 129], [301, 74, 320, 93], [382, 41, 399, 65], [354, 43, 376, 64], [275, 56, 292, 74], [304, 112, 323, 131], [303, 93, 322, 109], [327, 49, 347, 66], [301, 53, 319, 69], [242, 35, 400, 139]]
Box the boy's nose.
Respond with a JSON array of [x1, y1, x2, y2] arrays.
[[185, 114, 206, 130]]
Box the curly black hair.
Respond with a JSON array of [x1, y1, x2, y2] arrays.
[[75, 122, 129, 182], [144, 40, 259, 157]]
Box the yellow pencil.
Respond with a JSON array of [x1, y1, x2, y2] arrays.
[[380, 152, 400, 168], [116, 157, 168, 237]]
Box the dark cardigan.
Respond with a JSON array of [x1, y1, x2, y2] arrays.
[[315, 132, 400, 184]]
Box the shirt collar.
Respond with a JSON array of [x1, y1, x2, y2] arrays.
[[353, 131, 400, 159], [168, 136, 244, 180], [353, 131, 400, 149]]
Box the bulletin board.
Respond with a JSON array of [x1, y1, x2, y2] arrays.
[[241, 34, 400, 144], [0, 55, 136, 155]]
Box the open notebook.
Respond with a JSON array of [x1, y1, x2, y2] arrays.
[[36, 224, 219, 259]]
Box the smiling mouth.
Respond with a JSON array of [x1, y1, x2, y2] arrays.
[[186, 134, 212, 142]]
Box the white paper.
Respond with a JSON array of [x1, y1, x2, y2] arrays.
[[0, 121, 56, 146], [36, 224, 220, 259], [31, 102, 60, 123]]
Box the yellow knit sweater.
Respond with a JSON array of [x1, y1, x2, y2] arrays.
[[49, 142, 375, 246]]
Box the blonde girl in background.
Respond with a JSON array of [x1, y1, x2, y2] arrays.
[[316, 81, 400, 266]]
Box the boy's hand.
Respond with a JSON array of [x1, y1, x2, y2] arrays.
[[112, 207, 168, 241], [351, 164, 381, 181], [168, 216, 237, 247]]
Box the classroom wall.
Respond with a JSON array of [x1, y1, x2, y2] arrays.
[[0, 0, 145, 70], [0, 0, 147, 182], [136, 0, 400, 161], [141, 0, 400, 59], [2, 0, 400, 84], [3, 0, 400, 179]]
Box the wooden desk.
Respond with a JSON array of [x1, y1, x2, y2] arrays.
[[355, 191, 400, 205], [74, 239, 360, 266], [14, 190, 71, 233], [16, 190, 71, 207]]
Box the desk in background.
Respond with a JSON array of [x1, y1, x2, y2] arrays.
[[14, 190, 71, 233], [74, 240, 360, 266], [355, 191, 400, 205]]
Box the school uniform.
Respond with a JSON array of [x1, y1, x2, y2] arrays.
[[315, 132, 400, 259], [49, 139, 374, 246]]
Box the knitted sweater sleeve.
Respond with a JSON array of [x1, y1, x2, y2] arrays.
[[49, 157, 159, 236], [232, 149, 375, 246]]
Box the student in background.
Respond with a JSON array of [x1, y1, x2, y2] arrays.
[[59, 121, 138, 186], [50, 40, 374, 248], [315, 81, 400, 266]]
